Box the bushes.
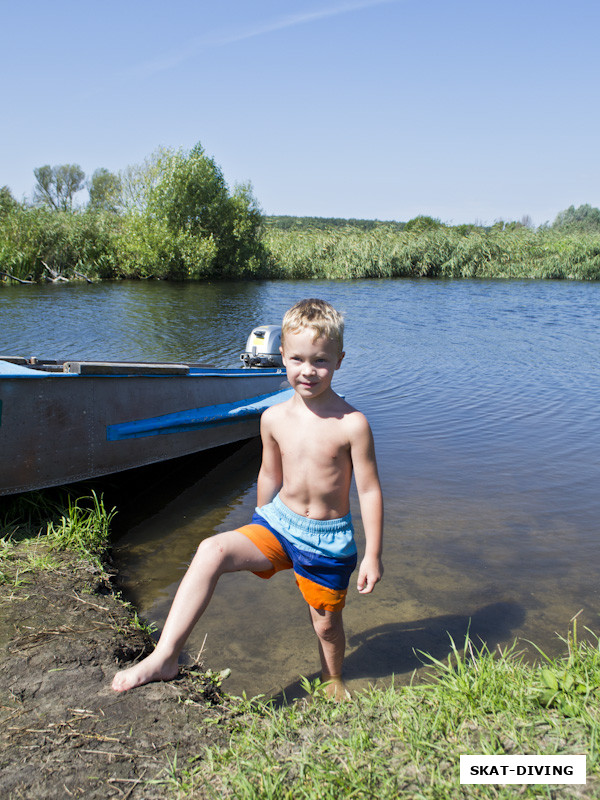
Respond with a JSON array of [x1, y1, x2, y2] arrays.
[[4, 209, 600, 284], [3, 166, 600, 284], [0, 206, 119, 281], [0, 143, 268, 283], [107, 214, 218, 280]]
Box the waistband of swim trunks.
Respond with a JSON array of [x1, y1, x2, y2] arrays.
[[270, 493, 352, 535]]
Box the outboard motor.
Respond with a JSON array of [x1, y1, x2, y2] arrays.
[[241, 325, 283, 368]]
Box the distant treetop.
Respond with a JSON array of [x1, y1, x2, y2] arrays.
[[264, 215, 406, 232], [33, 164, 86, 212], [0, 185, 19, 215], [553, 204, 600, 232], [404, 215, 444, 232]]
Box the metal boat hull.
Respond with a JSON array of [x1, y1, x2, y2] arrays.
[[0, 361, 289, 496]]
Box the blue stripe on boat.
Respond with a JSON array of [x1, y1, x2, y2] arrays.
[[106, 387, 293, 441], [0, 361, 54, 377]]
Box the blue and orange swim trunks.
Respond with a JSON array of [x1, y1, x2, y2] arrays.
[[237, 493, 357, 612]]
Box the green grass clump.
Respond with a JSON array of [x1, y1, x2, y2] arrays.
[[530, 618, 600, 719], [157, 625, 600, 799], [0, 490, 116, 582], [45, 490, 116, 562]]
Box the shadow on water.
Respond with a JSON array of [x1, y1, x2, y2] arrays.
[[273, 600, 525, 704], [82, 438, 262, 539]]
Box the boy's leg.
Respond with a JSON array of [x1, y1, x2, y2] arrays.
[[112, 530, 272, 692], [307, 605, 350, 700]]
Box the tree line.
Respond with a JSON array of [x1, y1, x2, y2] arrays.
[[1, 144, 600, 283], [0, 143, 265, 283], [266, 208, 600, 235]]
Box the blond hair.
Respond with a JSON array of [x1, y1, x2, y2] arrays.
[[281, 298, 344, 354]]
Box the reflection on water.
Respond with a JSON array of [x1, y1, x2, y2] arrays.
[[3, 278, 600, 696], [0, 281, 276, 366]]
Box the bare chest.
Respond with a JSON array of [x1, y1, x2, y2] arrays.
[[277, 417, 350, 468]]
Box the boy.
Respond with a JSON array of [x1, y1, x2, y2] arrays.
[[112, 298, 383, 699]]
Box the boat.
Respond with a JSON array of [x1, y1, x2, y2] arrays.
[[0, 326, 291, 497]]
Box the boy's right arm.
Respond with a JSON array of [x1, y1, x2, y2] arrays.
[[256, 408, 283, 507]]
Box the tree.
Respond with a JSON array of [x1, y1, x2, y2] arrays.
[[142, 142, 266, 275], [118, 150, 166, 213], [88, 168, 122, 213], [146, 143, 229, 234], [0, 185, 19, 215], [492, 217, 534, 232], [553, 204, 600, 232], [405, 215, 444, 232], [33, 164, 85, 211]]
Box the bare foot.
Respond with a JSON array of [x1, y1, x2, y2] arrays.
[[322, 675, 352, 702], [111, 651, 179, 692]]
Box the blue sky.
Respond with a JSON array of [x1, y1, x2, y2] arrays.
[[2, 0, 598, 225]]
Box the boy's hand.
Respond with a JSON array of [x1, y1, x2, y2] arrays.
[[357, 555, 383, 594]]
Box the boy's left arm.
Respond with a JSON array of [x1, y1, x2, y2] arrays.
[[350, 414, 384, 594]]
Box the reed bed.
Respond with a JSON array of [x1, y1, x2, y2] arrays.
[[3, 210, 600, 283], [264, 226, 600, 281]]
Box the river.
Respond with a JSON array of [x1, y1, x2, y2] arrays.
[[2, 278, 599, 698]]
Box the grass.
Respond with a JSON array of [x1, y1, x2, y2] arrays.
[[264, 225, 600, 281], [0, 489, 116, 585], [155, 620, 600, 799], [44, 490, 116, 562]]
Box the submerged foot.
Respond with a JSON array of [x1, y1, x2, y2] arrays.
[[321, 674, 352, 702], [111, 651, 179, 692]]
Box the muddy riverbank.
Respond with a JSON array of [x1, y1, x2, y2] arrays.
[[0, 542, 229, 799]]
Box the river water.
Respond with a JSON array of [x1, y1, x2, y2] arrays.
[[2, 278, 599, 698]]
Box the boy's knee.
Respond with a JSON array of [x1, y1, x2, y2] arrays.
[[195, 531, 249, 574], [311, 612, 344, 642], [195, 535, 228, 569]]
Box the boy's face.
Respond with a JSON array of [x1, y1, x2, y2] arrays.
[[280, 327, 344, 400]]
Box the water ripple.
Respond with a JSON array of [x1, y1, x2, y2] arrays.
[[4, 278, 600, 692]]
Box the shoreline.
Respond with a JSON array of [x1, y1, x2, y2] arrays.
[[3, 223, 600, 285], [1, 501, 599, 798], [0, 540, 229, 799]]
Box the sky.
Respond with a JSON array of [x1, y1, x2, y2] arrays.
[[2, 0, 599, 226]]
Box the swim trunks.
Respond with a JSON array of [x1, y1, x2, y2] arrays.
[[236, 493, 357, 612]]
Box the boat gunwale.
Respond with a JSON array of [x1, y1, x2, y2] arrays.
[[0, 359, 285, 380]]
